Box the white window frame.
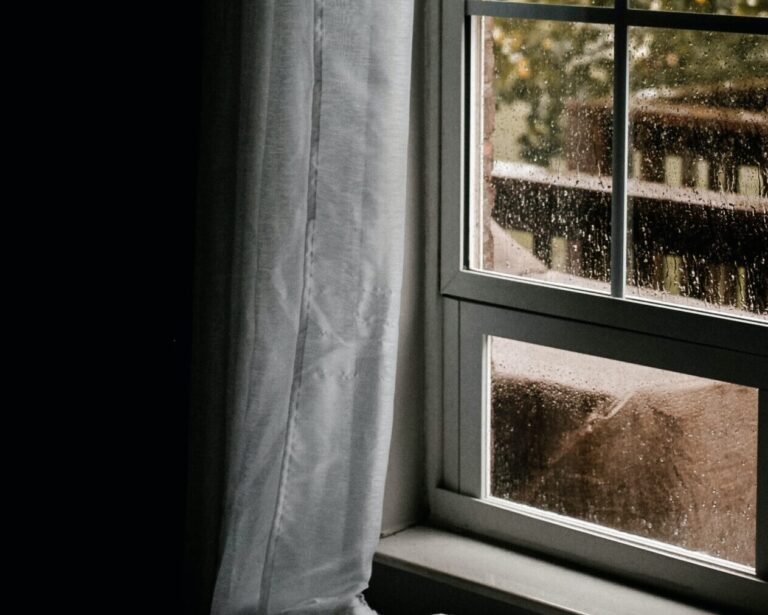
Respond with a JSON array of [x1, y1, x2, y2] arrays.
[[431, 1, 768, 612]]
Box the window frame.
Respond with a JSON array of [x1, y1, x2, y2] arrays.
[[432, 1, 768, 612]]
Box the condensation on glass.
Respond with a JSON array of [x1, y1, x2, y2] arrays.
[[627, 28, 768, 320], [488, 336, 758, 567], [470, 18, 614, 291], [631, 0, 768, 18]]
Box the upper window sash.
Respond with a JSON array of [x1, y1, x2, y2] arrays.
[[439, 0, 768, 356]]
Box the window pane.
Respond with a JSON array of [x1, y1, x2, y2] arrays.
[[627, 28, 768, 320], [631, 0, 768, 18], [471, 18, 614, 292], [489, 336, 758, 568]]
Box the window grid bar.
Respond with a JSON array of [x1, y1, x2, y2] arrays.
[[626, 8, 768, 34], [466, 1, 768, 34], [466, 1, 615, 23], [612, 0, 628, 298]]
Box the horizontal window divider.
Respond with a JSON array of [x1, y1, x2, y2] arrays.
[[460, 300, 766, 396], [466, 1, 768, 35], [626, 9, 768, 34], [430, 487, 768, 614], [442, 270, 768, 359], [466, 1, 616, 24]]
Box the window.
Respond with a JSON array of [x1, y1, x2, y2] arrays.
[[433, 1, 768, 611]]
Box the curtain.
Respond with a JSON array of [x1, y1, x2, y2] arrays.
[[188, 1, 415, 613]]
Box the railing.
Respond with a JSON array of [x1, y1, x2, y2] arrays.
[[491, 160, 768, 315], [564, 80, 768, 195]]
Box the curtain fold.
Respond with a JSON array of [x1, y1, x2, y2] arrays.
[[192, 1, 414, 613]]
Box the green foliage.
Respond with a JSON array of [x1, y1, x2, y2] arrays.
[[490, 1, 768, 165], [491, 19, 612, 165]]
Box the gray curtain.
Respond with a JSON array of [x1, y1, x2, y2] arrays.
[[188, 1, 415, 613]]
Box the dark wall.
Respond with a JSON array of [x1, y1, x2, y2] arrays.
[[128, 1, 203, 611], [167, 2, 203, 610], [59, 2, 204, 612], [169, 2, 203, 610]]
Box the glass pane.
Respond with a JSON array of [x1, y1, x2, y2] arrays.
[[471, 18, 614, 292], [627, 28, 768, 320], [631, 0, 768, 17], [489, 336, 758, 568]]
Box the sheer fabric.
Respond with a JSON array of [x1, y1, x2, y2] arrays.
[[195, 1, 414, 613]]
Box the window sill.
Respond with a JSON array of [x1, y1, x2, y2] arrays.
[[374, 525, 718, 615]]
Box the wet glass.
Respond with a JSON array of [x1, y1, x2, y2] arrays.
[[627, 28, 768, 320], [472, 18, 614, 291], [631, 0, 768, 18], [489, 336, 758, 568]]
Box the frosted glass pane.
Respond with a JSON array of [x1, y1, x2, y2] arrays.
[[489, 336, 758, 567], [627, 28, 768, 320], [472, 18, 614, 292], [631, 0, 767, 17]]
